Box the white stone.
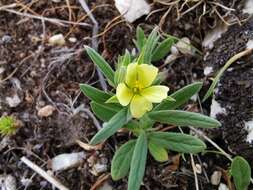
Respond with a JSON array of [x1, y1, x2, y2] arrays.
[[210, 98, 226, 118], [0, 175, 16, 190], [91, 163, 107, 176], [51, 152, 86, 171], [68, 37, 77, 43], [211, 171, 222, 185], [48, 34, 66, 46], [115, 0, 151, 23], [246, 40, 253, 50], [202, 24, 228, 49], [52, 0, 61, 2], [243, 0, 253, 15], [38, 105, 55, 117], [245, 120, 253, 143], [218, 183, 229, 190], [204, 66, 213, 76], [6, 94, 21, 108], [98, 182, 113, 190], [175, 37, 194, 55]]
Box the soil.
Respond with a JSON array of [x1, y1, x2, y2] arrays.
[[0, 0, 252, 190]]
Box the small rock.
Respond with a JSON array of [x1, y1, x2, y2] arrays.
[[20, 177, 32, 187], [6, 94, 21, 108], [48, 34, 66, 46], [218, 183, 229, 190], [38, 105, 55, 117], [115, 0, 150, 23], [91, 162, 107, 176], [68, 37, 77, 43], [1, 35, 12, 44], [195, 164, 202, 174], [50, 152, 86, 171], [243, 0, 253, 15], [211, 171, 222, 185], [98, 182, 113, 190], [52, 0, 62, 2], [0, 175, 16, 190], [175, 37, 194, 55]]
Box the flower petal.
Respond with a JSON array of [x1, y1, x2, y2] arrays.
[[141, 85, 169, 103], [116, 83, 133, 106], [137, 64, 158, 88], [130, 95, 153, 118], [125, 63, 138, 88]]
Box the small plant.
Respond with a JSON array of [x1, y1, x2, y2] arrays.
[[80, 27, 221, 190], [0, 116, 17, 136]]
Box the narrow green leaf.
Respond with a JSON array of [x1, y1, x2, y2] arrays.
[[114, 66, 127, 85], [148, 140, 168, 162], [231, 156, 251, 190], [122, 50, 131, 66], [149, 132, 206, 154], [139, 28, 159, 64], [128, 132, 148, 190], [105, 95, 119, 104], [135, 26, 147, 51], [155, 82, 203, 110], [149, 110, 221, 128], [90, 108, 129, 145], [80, 84, 111, 103], [85, 46, 115, 85], [152, 38, 175, 61], [111, 140, 136, 180], [91, 101, 122, 121]]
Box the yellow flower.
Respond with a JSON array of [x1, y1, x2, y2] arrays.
[[116, 63, 169, 118]]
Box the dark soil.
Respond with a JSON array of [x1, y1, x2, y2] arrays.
[[0, 0, 252, 190]]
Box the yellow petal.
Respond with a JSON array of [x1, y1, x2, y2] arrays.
[[137, 64, 158, 88], [141, 85, 169, 103], [125, 63, 138, 88], [116, 83, 133, 106], [130, 95, 153, 118]]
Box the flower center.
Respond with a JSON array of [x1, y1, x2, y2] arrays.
[[132, 81, 142, 94]]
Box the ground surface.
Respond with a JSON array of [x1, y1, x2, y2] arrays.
[[0, 0, 252, 190]]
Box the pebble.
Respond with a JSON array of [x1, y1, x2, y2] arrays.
[[50, 152, 86, 171], [6, 94, 22, 108], [91, 162, 107, 176], [0, 175, 16, 190], [114, 0, 150, 23], [48, 34, 66, 46], [175, 37, 194, 55], [218, 183, 229, 190], [38, 105, 55, 117], [68, 37, 77, 43], [98, 182, 113, 190], [211, 171, 222, 185]]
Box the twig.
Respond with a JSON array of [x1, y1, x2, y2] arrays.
[[78, 0, 108, 91], [0, 7, 91, 27], [190, 154, 200, 190], [21, 157, 69, 190]]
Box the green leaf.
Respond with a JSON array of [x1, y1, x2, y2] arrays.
[[152, 37, 175, 61], [149, 110, 221, 128], [148, 140, 168, 162], [90, 101, 122, 121], [80, 84, 111, 103], [148, 132, 206, 154], [128, 131, 148, 190], [231, 156, 251, 190], [134, 26, 147, 51], [111, 140, 136, 180], [139, 28, 159, 64], [121, 50, 131, 66], [90, 108, 129, 145], [152, 70, 168, 85], [155, 82, 203, 110], [114, 66, 127, 85], [85, 46, 115, 85], [105, 95, 119, 104]]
